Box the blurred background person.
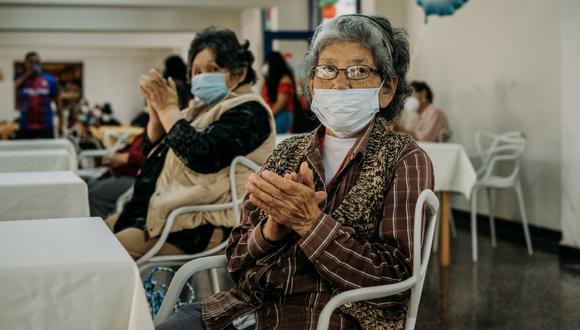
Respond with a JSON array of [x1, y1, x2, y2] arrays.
[[162, 55, 191, 109], [396, 80, 449, 142], [98, 103, 122, 126], [261, 51, 300, 134], [13, 51, 63, 138], [88, 132, 147, 219]]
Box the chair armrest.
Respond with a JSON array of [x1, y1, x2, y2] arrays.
[[316, 276, 418, 330], [79, 149, 114, 159], [154, 255, 228, 325], [136, 202, 238, 265]]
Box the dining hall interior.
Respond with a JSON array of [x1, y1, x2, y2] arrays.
[[0, 0, 579, 329]]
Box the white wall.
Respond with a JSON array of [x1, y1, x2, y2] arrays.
[[373, 0, 564, 231], [560, 0, 580, 247], [0, 32, 194, 124]]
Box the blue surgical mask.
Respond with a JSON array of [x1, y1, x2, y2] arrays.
[[311, 81, 384, 138], [191, 73, 229, 105]]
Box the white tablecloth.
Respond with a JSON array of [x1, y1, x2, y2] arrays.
[[0, 218, 154, 330], [0, 149, 75, 172], [0, 139, 77, 170], [0, 171, 89, 221], [418, 142, 477, 197]]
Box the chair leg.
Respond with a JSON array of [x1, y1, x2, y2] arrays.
[[515, 180, 533, 255], [433, 201, 440, 253], [209, 268, 221, 294], [449, 207, 457, 239], [486, 188, 497, 248], [470, 187, 479, 262]]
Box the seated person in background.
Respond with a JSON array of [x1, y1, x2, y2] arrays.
[[88, 133, 147, 219], [157, 14, 433, 330], [261, 51, 300, 134], [97, 103, 122, 126], [396, 81, 449, 142], [106, 27, 275, 259], [67, 112, 102, 152]]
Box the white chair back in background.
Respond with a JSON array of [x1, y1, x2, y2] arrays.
[[470, 131, 532, 262]]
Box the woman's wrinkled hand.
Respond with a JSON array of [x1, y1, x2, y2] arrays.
[[139, 69, 179, 113], [247, 162, 327, 237]]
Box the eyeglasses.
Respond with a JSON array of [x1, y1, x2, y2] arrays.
[[314, 65, 379, 80]]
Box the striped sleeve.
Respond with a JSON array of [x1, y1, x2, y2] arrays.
[[297, 144, 434, 289]]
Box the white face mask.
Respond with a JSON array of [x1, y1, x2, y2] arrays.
[[311, 81, 383, 138], [404, 96, 420, 112]]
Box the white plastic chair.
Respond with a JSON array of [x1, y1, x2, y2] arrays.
[[473, 131, 524, 178], [136, 156, 261, 284], [154, 189, 439, 330], [470, 132, 532, 262]]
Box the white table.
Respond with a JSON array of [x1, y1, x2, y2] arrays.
[[0, 218, 154, 330], [0, 149, 75, 172], [0, 171, 89, 221], [0, 139, 77, 169], [418, 142, 477, 267]]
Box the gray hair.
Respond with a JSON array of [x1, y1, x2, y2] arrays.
[[304, 14, 411, 121]]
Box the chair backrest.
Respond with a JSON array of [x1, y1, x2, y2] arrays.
[[479, 133, 526, 182], [437, 129, 453, 142], [136, 155, 261, 266], [475, 131, 525, 177], [405, 189, 440, 329], [316, 190, 439, 330]]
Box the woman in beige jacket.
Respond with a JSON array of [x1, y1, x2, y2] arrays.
[[106, 27, 275, 259]]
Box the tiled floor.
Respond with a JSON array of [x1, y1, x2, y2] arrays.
[[417, 228, 580, 330]]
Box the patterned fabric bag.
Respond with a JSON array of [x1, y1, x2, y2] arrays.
[[143, 266, 196, 319]]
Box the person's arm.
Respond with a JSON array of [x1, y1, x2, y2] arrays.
[[413, 110, 445, 142], [126, 135, 147, 167], [269, 76, 293, 116], [47, 76, 63, 136], [53, 94, 63, 136], [14, 70, 34, 89], [224, 145, 293, 282], [145, 101, 166, 144], [297, 144, 434, 289], [163, 101, 271, 173]]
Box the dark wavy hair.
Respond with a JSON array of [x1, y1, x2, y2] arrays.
[[187, 27, 257, 85], [264, 51, 299, 105], [411, 81, 434, 103], [163, 55, 187, 82], [304, 14, 411, 122]]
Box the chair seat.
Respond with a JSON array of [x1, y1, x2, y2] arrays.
[[476, 175, 516, 189]]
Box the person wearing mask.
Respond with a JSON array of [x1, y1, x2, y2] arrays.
[[261, 51, 300, 134], [398, 81, 449, 142], [14, 52, 63, 138], [157, 14, 433, 330], [98, 103, 122, 126], [105, 27, 275, 260], [88, 133, 147, 219]]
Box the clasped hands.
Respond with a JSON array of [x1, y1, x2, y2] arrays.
[[246, 162, 327, 241], [138, 69, 179, 114]]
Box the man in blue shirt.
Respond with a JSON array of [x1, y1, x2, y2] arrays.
[[14, 52, 62, 138]]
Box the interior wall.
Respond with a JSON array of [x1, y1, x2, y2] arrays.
[[374, 0, 563, 230], [560, 0, 580, 247], [0, 32, 194, 124]]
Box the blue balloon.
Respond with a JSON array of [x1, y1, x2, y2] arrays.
[[417, 0, 469, 19]]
